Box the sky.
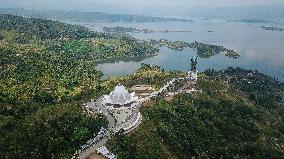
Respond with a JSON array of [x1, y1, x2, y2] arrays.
[[1, 0, 284, 9], [102, 0, 284, 7]]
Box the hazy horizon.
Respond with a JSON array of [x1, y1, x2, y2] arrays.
[[1, 0, 284, 17]]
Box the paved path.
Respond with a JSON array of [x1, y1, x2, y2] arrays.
[[78, 131, 110, 159], [140, 78, 184, 103], [77, 97, 116, 159], [96, 97, 116, 132], [124, 112, 142, 134]]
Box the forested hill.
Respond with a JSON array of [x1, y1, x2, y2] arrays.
[[0, 14, 93, 39], [0, 14, 105, 158], [108, 66, 284, 159], [0, 14, 158, 158], [0, 14, 158, 101]]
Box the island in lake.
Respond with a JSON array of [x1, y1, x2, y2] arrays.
[[148, 39, 240, 59], [261, 26, 284, 31], [103, 26, 154, 33], [103, 26, 192, 34]]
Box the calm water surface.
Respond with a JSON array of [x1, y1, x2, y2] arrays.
[[74, 20, 284, 81]]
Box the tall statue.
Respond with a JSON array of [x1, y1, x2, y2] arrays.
[[188, 56, 198, 81], [190, 56, 198, 71]]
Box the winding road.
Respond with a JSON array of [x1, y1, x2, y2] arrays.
[[77, 97, 116, 159]]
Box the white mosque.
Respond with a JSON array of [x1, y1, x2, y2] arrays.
[[103, 85, 139, 107], [101, 84, 142, 133]]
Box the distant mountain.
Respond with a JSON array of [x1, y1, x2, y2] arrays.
[[0, 8, 193, 23], [185, 6, 284, 24]]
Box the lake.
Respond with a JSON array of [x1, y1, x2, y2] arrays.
[[73, 20, 284, 81]]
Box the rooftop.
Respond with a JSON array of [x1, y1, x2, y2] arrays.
[[103, 84, 139, 106]]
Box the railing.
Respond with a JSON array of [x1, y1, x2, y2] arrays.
[[141, 77, 185, 103]]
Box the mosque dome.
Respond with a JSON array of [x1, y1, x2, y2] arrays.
[[103, 84, 138, 106]]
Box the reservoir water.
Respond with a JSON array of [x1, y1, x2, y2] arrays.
[[74, 20, 284, 81]]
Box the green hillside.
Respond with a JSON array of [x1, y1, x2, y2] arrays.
[[109, 67, 284, 159], [0, 14, 157, 158]]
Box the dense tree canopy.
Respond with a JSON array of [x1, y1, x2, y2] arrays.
[[0, 14, 93, 39], [0, 14, 158, 158], [109, 68, 284, 159], [0, 14, 158, 102]]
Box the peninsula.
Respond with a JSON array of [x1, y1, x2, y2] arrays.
[[103, 26, 192, 33]]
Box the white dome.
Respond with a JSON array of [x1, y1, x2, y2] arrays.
[[111, 85, 130, 97], [104, 85, 138, 106]]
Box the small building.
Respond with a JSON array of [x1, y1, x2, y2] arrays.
[[130, 84, 155, 98], [97, 146, 117, 159]]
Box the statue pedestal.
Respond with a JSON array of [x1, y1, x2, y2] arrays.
[[187, 71, 198, 81]]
